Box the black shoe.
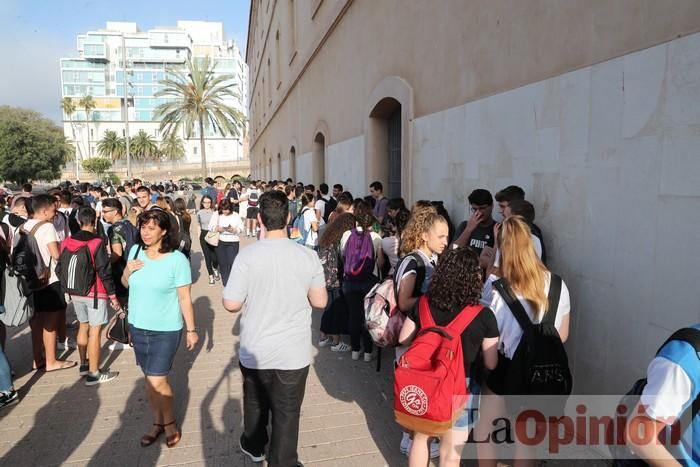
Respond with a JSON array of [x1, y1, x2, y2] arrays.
[[239, 435, 265, 462], [79, 361, 90, 377], [0, 390, 19, 410]]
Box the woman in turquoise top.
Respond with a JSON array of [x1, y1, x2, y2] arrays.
[[121, 209, 198, 449]]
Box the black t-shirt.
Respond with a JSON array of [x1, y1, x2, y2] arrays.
[[408, 298, 499, 372], [455, 219, 496, 258], [227, 189, 240, 212]]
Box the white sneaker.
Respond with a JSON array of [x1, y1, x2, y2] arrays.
[[318, 337, 332, 348], [57, 337, 76, 351], [351, 351, 360, 361], [331, 342, 351, 352], [400, 432, 411, 456], [108, 342, 131, 351], [364, 352, 372, 362], [430, 439, 440, 459]]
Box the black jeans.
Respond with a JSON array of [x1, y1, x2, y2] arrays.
[[343, 279, 377, 353], [199, 230, 219, 275], [240, 363, 309, 467], [215, 241, 239, 286]]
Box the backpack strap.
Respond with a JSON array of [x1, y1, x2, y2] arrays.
[[407, 252, 426, 297], [27, 220, 48, 236], [417, 295, 436, 328], [493, 278, 533, 332], [541, 274, 562, 328], [447, 304, 484, 336]]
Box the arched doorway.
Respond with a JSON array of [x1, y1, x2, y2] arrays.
[[289, 146, 297, 182], [312, 132, 325, 186], [369, 97, 402, 198]]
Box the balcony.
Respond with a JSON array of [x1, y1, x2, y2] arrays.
[[83, 43, 109, 62]]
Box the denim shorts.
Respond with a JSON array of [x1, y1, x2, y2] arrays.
[[129, 325, 182, 376], [453, 378, 481, 431]]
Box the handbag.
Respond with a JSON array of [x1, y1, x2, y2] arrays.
[[106, 308, 130, 345], [205, 231, 220, 247]]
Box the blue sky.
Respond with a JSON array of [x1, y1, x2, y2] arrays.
[[0, 0, 251, 123]]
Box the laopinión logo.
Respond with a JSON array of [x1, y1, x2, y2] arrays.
[[400, 385, 429, 416]]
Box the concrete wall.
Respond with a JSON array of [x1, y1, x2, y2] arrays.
[[410, 32, 700, 393]]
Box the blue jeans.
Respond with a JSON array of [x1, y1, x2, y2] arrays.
[[0, 346, 12, 393]]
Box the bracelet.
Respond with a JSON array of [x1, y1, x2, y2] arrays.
[[186, 329, 197, 333]]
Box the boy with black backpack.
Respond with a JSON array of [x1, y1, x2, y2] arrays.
[[58, 207, 120, 386]]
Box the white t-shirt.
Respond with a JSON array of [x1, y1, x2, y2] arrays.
[[381, 236, 400, 276], [640, 357, 693, 423], [315, 196, 332, 220], [22, 219, 60, 284], [340, 227, 383, 276], [302, 207, 323, 247], [208, 212, 244, 242], [223, 238, 325, 370], [481, 272, 571, 359]]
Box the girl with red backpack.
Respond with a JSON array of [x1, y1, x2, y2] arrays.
[[340, 199, 384, 362], [398, 248, 499, 467]]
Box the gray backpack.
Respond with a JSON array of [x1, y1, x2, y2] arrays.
[[0, 268, 34, 327]]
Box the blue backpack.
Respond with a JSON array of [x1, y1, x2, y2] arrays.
[[290, 208, 311, 245]]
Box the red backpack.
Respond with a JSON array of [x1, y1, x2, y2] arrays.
[[394, 296, 483, 435]]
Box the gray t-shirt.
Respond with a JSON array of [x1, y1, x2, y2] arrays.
[[223, 238, 325, 370], [197, 209, 215, 230]]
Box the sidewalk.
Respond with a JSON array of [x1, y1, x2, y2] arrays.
[[0, 236, 407, 467]]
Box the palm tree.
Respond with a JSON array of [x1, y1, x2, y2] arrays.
[[159, 133, 185, 162], [61, 97, 84, 178], [155, 56, 246, 179], [79, 95, 96, 158], [97, 130, 126, 162], [130, 129, 160, 161]]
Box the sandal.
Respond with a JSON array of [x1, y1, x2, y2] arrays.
[[45, 361, 77, 372], [163, 420, 181, 448], [140, 423, 164, 447]]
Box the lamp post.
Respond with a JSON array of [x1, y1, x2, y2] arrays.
[[121, 36, 132, 179]]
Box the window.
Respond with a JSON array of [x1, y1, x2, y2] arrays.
[[90, 129, 94, 139], [193, 146, 197, 155], [288, 0, 297, 62], [267, 59, 272, 106], [275, 30, 281, 88]]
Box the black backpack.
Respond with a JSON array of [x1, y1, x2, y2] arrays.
[[11, 221, 51, 292], [320, 197, 337, 223], [609, 327, 700, 467], [57, 241, 98, 307], [489, 275, 572, 403]]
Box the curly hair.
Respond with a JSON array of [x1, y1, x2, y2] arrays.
[[399, 206, 444, 257], [352, 198, 375, 232], [319, 212, 356, 249], [427, 247, 483, 310]]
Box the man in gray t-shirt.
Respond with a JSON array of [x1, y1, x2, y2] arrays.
[[223, 190, 327, 467]]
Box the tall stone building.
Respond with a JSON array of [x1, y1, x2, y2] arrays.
[[246, 0, 700, 392]]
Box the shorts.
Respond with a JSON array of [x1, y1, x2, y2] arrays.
[[72, 296, 109, 326], [129, 325, 182, 376], [453, 378, 481, 431], [246, 206, 259, 219], [33, 282, 67, 312]]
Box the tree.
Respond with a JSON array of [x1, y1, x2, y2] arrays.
[[97, 130, 126, 161], [155, 56, 246, 179], [130, 129, 159, 161], [0, 106, 71, 184], [61, 97, 84, 164], [79, 95, 96, 158], [159, 132, 185, 162], [82, 157, 112, 181]]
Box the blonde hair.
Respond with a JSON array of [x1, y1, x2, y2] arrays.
[[498, 216, 548, 312], [399, 205, 445, 257], [155, 196, 170, 211]]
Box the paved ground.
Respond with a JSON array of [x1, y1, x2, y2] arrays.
[[0, 234, 611, 467], [0, 235, 411, 467]]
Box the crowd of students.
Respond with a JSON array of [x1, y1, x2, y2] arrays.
[[0, 176, 696, 466], [0, 180, 197, 448]]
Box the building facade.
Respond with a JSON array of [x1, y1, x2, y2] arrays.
[[246, 0, 700, 392], [61, 21, 248, 172]]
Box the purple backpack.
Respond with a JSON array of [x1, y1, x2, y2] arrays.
[[343, 229, 375, 282]]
